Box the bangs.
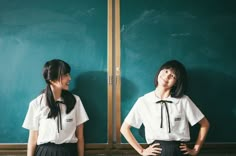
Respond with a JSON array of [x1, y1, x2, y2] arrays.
[[58, 61, 71, 78], [160, 64, 180, 80], [60, 62, 71, 75]]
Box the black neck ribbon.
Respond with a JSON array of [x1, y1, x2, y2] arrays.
[[156, 100, 173, 133], [55, 101, 64, 133]]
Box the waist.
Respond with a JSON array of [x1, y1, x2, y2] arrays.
[[149, 140, 186, 156], [149, 140, 187, 146], [39, 142, 77, 147]]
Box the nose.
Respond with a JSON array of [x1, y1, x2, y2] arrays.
[[164, 74, 172, 80], [164, 73, 172, 80]]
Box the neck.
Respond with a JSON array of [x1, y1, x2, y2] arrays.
[[50, 85, 62, 100], [155, 86, 171, 99]]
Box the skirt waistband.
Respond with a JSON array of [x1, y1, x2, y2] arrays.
[[149, 140, 187, 146], [39, 142, 77, 147], [35, 142, 77, 156]]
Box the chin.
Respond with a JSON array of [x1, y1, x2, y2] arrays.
[[63, 87, 69, 90]]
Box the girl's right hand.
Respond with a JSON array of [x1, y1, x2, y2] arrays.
[[142, 143, 162, 156]]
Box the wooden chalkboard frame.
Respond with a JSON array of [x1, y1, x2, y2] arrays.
[[0, 0, 112, 147]]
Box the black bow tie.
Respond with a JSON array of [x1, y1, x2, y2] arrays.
[[156, 100, 173, 133]]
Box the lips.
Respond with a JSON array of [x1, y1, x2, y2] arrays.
[[160, 77, 168, 84]]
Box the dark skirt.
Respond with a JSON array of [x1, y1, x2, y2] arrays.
[[35, 142, 77, 156], [149, 140, 186, 156]]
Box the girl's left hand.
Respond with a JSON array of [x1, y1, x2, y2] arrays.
[[179, 143, 199, 156]]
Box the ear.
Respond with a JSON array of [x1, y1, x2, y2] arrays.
[[49, 80, 55, 85]]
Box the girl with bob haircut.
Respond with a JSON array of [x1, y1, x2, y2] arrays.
[[23, 59, 89, 156], [121, 60, 209, 156]]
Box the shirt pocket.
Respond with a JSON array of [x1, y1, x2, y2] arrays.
[[62, 114, 76, 132], [171, 113, 186, 132]]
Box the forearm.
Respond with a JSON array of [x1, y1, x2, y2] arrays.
[[77, 136, 85, 156], [76, 124, 85, 156], [27, 130, 38, 156], [121, 123, 144, 155], [193, 118, 210, 153], [27, 142, 36, 156]]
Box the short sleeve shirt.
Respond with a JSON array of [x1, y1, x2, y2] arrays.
[[22, 93, 89, 145], [124, 91, 204, 144]]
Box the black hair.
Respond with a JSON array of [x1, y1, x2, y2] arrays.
[[42, 59, 76, 118], [154, 60, 187, 98]]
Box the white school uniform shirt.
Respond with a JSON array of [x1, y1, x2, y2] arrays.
[[124, 91, 204, 144], [22, 93, 89, 145]]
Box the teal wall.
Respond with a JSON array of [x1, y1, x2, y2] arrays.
[[1, 0, 236, 144], [0, 0, 107, 143], [120, 0, 236, 143]]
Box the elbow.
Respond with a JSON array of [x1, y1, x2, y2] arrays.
[[201, 117, 210, 131], [120, 122, 130, 135], [207, 122, 210, 132], [120, 123, 125, 135], [205, 118, 210, 129]]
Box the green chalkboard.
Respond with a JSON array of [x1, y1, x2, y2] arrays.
[[0, 0, 108, 143], [120, 0, 236, 143]]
